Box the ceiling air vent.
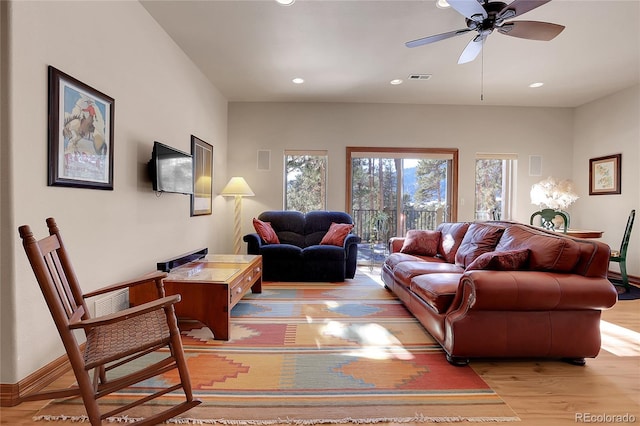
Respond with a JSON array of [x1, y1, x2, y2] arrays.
[[408, 74, 432, 81]]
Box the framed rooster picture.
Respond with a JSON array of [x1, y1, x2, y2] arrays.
[[48, 66, 115, 189]]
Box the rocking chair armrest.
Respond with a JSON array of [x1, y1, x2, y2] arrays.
[[83, 271, 168, 299], [70, 294, 181, 329]]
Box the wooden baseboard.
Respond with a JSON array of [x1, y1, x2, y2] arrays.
[[0, 351, 72, 407], [608, 270, 640, 286]]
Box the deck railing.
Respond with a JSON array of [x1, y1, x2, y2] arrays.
[[352, 208, 444, 266], [351, 208, 442, 243]]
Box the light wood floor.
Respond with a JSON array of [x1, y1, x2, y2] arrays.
[[2, 282, 638, 425]]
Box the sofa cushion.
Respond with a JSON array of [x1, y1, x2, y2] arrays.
[[259, 243, 302, 257], [258, 211, 306, 247], [393, 261, 464, 288], [455, 223, 505, 268], [465, 249, 529, 271], [495, 225, 581, 272], [304, 211, 354, 246], [384, 252, 445, 270], [253, 218, 280, 244], [303, 243, 344, 258], [410, 273, 461, 314], [400, 230, 441, 256], [436, 222, 470, 263], [320, 222, 354, 246]]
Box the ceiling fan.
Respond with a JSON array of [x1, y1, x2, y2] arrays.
[[406, 0, 565, 64]]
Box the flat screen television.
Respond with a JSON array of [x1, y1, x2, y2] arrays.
[[148, 141, 194, 195]]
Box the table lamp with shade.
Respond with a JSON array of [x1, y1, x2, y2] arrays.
[[221, 177, 255, 254]]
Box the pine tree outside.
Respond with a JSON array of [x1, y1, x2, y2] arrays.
[[285, 151, 328, 212]]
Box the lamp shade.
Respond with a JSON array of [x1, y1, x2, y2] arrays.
[[221, 177, 255, 197]]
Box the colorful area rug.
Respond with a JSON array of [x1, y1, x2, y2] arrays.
[[36, 272, 519, 424]]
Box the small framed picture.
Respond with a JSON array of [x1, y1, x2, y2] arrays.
[[191, 135, 213, 216], [48, 66, 115, 190], [589, 154, 621, 195]]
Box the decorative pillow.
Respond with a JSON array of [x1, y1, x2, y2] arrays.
[[253, 218, 280, 244], [455, 223, 505, 268], [466, 249, 529, 271], [400, 230, 441, 256], [320, 223, 354, 246], [436, 222, 470, 263], [495, 225, 581, 272]]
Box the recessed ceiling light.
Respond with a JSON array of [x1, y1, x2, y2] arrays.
[[292, 77, 304, 84], [436, 0, 450, 9], [276, 0, 295, 5], [529, 82, 544, 88], [390, 79, 404, 85]]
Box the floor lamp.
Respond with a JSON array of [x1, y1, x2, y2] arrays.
[[221, 177, 255, 254]]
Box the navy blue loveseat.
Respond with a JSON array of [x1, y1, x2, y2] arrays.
[[243, 211, 360, 282]]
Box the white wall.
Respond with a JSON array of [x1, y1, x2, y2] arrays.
[[2, 1, 231, 382], [572, 85, 640, 277], [228, 102, 574, 229]]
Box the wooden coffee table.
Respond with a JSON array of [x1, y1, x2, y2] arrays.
[[129, 254, 262, 340]]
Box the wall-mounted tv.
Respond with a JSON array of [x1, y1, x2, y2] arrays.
[[148, 141, 194, 195]]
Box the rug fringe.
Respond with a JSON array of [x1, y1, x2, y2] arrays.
[[34, 414, 521, 424], [34, 414, 142, 423]]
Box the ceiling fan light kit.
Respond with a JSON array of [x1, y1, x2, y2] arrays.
[[406, 0, 565, 64]]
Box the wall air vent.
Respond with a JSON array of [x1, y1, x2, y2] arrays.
[[408, 74, 432, 80]]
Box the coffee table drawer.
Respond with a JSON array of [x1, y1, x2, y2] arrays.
[[230, 262, 261, 306]]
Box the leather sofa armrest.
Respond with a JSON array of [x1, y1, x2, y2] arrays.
[[243, 233, 264, 254], [449, 270, 618, 312], [389, 237, 405, 253]]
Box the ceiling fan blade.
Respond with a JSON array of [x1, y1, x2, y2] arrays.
[[499, 0, 552, 19], [458, 36, 484, 64], [447, 0, 487, 21], [498, 21, 565, 41], [405, 28, 472, 48]]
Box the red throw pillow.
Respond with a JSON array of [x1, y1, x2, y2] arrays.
[[465, 249, 529, 271], [454, 223, 505, 268], [320, 223, 354, 246], [436, 222, 470, 263], [400, 230, 441, 256], [253, 218, 280, 244]]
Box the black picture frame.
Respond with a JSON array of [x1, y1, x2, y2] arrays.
[[191, 135, 213, 216], [48, 66, 115, 190], [589, 153, 621, 195]]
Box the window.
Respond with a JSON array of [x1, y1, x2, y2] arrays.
[[347, 147, 458, 265], [475, 153, 517, 221], [284, 150, 328, 212]]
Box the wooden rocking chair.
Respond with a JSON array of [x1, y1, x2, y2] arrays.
[[18, 218, 200, 425]]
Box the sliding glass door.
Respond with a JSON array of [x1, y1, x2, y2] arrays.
[[346, 147, 458, 266]]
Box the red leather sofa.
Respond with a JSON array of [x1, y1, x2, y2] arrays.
[[381, 221, 618, 366]]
